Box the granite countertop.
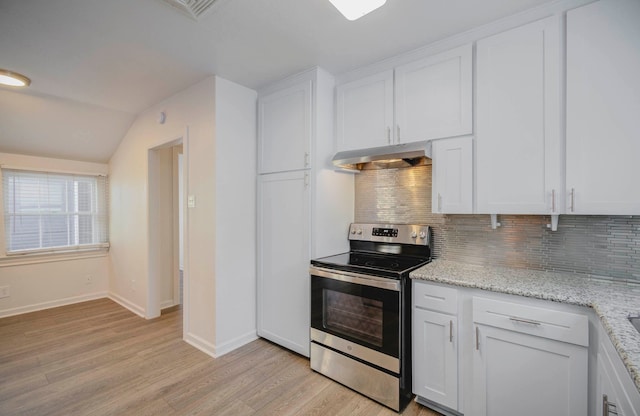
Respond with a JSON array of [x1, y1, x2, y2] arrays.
[[410, 259, 640, 394]]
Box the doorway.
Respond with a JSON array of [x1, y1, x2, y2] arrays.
[[148, 138, 186, 319]]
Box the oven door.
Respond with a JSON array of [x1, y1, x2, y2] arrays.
[[310, 266, 400, 363]]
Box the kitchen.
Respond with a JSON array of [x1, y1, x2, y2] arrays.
[[0, 0, 639, 415]]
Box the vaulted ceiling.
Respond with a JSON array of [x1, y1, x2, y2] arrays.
[[0, 0, 554, 163]]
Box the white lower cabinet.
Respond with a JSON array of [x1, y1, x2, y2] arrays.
[[472, 325, 588, 416], [413, 283, 597, 416], [413, 281, 460, 415], [413, 309, 458, 411], [472, 296, 589, 416], [596, 321, 640, 416]]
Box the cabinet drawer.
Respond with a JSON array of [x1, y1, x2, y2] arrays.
[[413, 281, 458, 315], [473, 297, 588, 347]]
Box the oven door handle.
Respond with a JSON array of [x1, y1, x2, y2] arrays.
[[309, 266, 400, 292]]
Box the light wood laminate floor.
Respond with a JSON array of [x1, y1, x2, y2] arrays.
[[0, 299, 441, 415]]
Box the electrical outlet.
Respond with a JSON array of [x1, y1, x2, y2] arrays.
[[85, 274, 92, 285], [0, 286, 10, 299]]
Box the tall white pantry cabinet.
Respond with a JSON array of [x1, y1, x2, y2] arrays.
[[256, 67, 353, 357]]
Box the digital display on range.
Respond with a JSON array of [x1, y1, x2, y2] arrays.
[[372, 228, 398, 237]]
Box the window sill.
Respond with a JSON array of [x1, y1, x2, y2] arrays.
[[0, 247, 109, 267]]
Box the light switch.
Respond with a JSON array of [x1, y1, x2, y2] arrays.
[[187, 195, 196, 208]]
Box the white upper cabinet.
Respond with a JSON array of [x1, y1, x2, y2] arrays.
[[395, 44, 472, 143], [476, 16, 562, 215], [566, 0, 640, 215], [432, 137, 473, 214], [336, 70, 394, 151], [258, 81, 312, 174], [336, 44, 473, 152]]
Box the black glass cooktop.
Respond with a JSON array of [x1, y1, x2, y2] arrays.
[[311, 251, 430, 279]]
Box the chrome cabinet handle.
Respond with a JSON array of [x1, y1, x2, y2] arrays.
[[304, 172, 309, 188], [304, 152, 310, 167], [386, 127, 391, 144], [551, 189, 556, 212], [603, 394, 619, 416], [475, 326, 479, 351], [396, 125, 401, 142], [509, 317, 541, 326], [449, 320, 453, 343], [438, 193, 442, 213], [570, 188, 575, 212]]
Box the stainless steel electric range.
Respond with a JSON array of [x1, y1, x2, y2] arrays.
[[309, 223, 432, 412]]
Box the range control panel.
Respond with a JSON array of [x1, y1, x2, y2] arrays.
[[348, 223, 430, 246], [372, 227, 398, 237]]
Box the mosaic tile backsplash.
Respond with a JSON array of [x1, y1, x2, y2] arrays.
[[354, 165, 640, 283]]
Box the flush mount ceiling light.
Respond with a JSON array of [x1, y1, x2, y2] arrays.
[[0, 69, 31, 87], [329, 0, 387, 20], [159, 0, 226, 20]]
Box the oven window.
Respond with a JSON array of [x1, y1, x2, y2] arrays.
[[324, 289, 383, 347]]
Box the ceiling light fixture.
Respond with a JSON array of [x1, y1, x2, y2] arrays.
[[159, 0, 223, 21], [329, 0, 387, 20], [0, 69, 31, 87]]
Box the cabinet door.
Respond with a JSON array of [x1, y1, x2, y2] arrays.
[[566, 0, 640, 214], [596, 324, 640, 416], [472, 324, 588, 416], [336, 70, 394, 151], [476, 17, 562, 214], [258, 81, 312, 174], [257, 171, 311, 356], [597, 354, 625, 416], [431, 137, 473, 214], [395, 44, 472, 143], [413, 308, 458, 411]]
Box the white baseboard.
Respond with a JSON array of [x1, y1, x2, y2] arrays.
[[160, 299, 177, 310], [0, 291, 109, 319], [184, 329, 258, 358], [108, 292, 145, 318], [184, 331, 217, 358], [214, 330, 258, 357]]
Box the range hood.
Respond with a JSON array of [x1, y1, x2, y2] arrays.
[[332, 141, 432, 171]]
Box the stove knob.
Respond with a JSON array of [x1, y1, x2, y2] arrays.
[[419, 231, 427, 239], [411, 231, 417, 238], [350, 228, 356, 234], [356, 229, 363, 235]]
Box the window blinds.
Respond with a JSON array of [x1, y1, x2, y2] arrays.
[[2, 169, 109, 254]]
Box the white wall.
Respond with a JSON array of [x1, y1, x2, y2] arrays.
[[213, 76, 258, 355], [312, 68, 354, 258], [109, 75, 258, 357], [0, 152, 109, 317], [109, 77, 216, 345]]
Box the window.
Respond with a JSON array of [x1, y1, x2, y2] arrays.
[[2, 169, 109, 255]]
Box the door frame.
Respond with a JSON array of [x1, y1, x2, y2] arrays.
[[147, 129, 189, 325]]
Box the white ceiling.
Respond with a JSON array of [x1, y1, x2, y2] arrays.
[[0, 0, 554, 163]]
